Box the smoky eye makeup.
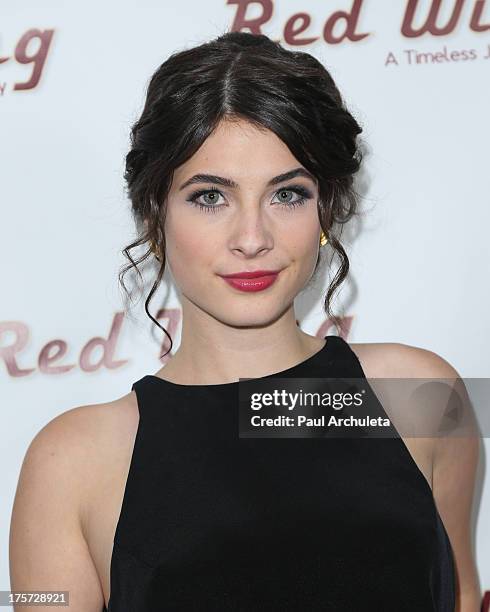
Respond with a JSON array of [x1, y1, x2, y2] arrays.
[[185, 183, 314, 213]]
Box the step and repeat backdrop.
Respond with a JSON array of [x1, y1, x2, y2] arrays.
[[2, 1, 489, 608]]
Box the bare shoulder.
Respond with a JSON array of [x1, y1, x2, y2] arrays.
[[347, 339, 460, 379], [10, 390, 139, 610], [346, 339, 478, 458], [12, 389, 139, 535], [10, 389, 141, 609], [21, 389, 137, 474], [348, 340, 481, 604]]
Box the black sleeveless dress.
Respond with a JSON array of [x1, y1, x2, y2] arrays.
[[106, 335, 456, 611]]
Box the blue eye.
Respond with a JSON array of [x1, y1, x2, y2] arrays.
[[186, 189, 224, 213], [272, 185, 311, 209], [185, 185, 312, 213]]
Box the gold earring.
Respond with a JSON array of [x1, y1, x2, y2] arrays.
[[149, 239, 162, 262], [319, 231, 329, 247]]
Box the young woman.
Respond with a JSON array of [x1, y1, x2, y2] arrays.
[[10, 31, 481, 611]]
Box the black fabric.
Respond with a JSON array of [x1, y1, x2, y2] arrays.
[[106, 335, 456, 611]]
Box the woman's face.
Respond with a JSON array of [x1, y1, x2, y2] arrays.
[[163, 118, 322, 327]]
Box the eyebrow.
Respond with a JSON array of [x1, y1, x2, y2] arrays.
[[178, 167, 317, 191]]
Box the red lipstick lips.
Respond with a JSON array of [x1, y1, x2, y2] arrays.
[[219, 269, 281, 292]]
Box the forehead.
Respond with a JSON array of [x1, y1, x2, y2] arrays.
[[173, 119, 301, 185]]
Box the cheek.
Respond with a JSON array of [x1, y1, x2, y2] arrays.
[[284, 218, 320, 259], [165, 218, 217, 283], [281, 217, 321, 283]]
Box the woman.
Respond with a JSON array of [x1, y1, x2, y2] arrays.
[[10, 31, 480, 611]]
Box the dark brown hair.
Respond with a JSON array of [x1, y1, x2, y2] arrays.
[[119, 31, 364, 356]]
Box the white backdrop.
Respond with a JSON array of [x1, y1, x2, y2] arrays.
[[2, 1, 489, 608]]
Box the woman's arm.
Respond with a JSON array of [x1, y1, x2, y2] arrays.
[[9, 408, 106, 611], [431, 374, 482, 611], [400, 345, 482, 611]]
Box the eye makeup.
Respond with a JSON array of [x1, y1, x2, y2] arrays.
[[185, 184, 313, 214]]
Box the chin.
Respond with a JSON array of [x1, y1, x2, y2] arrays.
[[213, 307, 286, 329]]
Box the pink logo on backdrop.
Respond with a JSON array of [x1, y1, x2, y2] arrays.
[[227, 0, 490, 43], [0, 28, 55, 96], [0, 311, 347, 379]]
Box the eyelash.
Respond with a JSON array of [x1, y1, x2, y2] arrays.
[[185, 185, 313, 214]]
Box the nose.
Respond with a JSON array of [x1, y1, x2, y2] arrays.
[[228, 207, 274, 259]]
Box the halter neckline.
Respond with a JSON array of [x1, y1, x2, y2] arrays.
[[144, 334, 337, 390]]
